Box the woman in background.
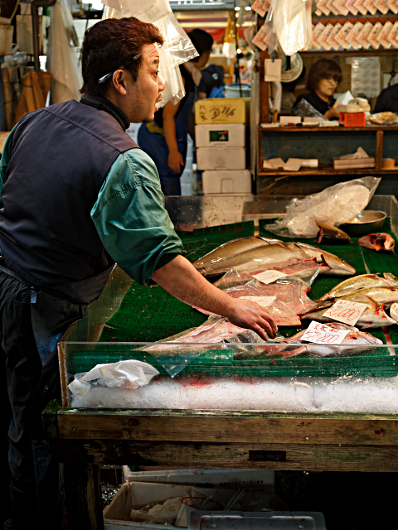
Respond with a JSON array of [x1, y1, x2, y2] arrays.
[[292, 58, 342, 119], [138, 29, 213, 195]]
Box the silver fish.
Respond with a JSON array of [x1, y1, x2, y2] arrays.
[[339, 286, 398, 307], [195, 238, 356, 277], [302, 293, 396, 328], [319, 273, 398, 301]]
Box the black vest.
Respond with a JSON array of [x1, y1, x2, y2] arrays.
[[0, 100, 138, 289]]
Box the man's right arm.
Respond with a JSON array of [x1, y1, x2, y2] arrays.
[[152, 255, 277, 340]]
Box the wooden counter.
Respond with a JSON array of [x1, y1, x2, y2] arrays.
[[43, 402, 398, 530]]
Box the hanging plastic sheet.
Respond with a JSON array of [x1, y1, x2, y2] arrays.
[[46, 0, 82, 104], [102, 0, 198, 106], [266, 0, 312, 56]]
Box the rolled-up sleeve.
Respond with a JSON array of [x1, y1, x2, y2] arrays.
[[91, 148, 183, 285]]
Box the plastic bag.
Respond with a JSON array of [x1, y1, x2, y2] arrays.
[[68, 360, 159, 400], [292, 97, 325, 118], [267, 0, 311, 56], [102, 0, 198, 106], [265, 176, 381, 238]]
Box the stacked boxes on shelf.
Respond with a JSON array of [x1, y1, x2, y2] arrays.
[[194, 97, 252, 195]]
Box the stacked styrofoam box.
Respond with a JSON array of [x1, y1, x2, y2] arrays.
[[194, 98, 251, 195]]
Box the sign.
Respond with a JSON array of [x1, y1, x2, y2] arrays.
[[252, 270, 287, 284], [301, 321, 350, 345], [322, 299, 368, 326], [209, 130, 229, 142]]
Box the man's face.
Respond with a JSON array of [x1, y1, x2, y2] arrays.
[[127, 44, 165, 123]]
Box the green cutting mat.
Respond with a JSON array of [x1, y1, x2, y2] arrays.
[[72, 219, 398, 378]]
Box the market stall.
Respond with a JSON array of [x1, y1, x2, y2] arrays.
[[43, 188, 398, 529]]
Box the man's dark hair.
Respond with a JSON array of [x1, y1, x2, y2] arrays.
[[306, 59, 342, 92], [80, 17, 164, 97], [187, 29, 213, 62]]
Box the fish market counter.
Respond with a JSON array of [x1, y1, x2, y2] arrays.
[[44, 194, 398, 530]]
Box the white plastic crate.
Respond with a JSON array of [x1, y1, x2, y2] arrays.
[[202, 170, 251, 195], [196, 147, 246, 170]]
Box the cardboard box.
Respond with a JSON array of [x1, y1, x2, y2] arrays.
[[194, 98, 250, 124], [195, 124, 246, 148], [196, 147, 246, 170], [202, 170, 252, 195]]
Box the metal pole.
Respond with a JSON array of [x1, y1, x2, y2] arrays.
[[32, 4, 40, 72]]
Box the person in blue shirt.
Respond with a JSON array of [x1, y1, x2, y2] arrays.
[[0, 16, 276, 530]]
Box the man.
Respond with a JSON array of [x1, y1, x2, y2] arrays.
[[0, 17, 277, 529], [374, 84, 398, 114]]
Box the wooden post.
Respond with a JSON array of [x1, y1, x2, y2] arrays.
[[375, 130, 384, 171], [259, 49, 269, 124]]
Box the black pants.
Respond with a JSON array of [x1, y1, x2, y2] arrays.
[[0, 271, 81, 529]]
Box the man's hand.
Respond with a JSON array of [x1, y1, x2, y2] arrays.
[[225, 298, 277, 340], [152, 255, 278, 341], [168, 150, 184, 174]]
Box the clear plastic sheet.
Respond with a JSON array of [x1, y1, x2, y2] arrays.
[[102, 0, 198, 107], [265, 177, 381, 238], [292, 97, 325, 118], [267, 0, 311, 56]]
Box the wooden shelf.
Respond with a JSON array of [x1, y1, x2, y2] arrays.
[[259, 126, 398, 132], [258, 168, 397, 177]]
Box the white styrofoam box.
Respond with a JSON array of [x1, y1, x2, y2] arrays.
[[123, 468, 274, 490], [202, 170, 251, 195], [279, 115, 301, 124], [197, 147, 246, 170], [126, 123, 142, 145], [195, 124, 246, 148], [104, 481, 267, 529], [189, 510, 327, 530]]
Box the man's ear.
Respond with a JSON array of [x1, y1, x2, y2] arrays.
[[112, 69, 127, 96]]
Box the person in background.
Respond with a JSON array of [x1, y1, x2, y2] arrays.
[[138, 28, 214, 195], [292, 58, 342, 119], [238, 56, 252, 85], [0, 17, 277, 530], [197, 63, 224, 99], [373, 84, 398, 113]]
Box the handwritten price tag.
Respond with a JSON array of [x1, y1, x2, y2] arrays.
[[301, 321, 350, 345], [252, 270, 287, 284], [322, 299, 368, 325], [239, 295, 276, 308]]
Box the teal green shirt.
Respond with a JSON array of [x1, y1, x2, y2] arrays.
[[0, 129, 183, 286]]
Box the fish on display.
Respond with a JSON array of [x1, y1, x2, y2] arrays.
[[319, 273, 398, 301], [390, 302, 398, 322], [358, 233, 395, 254], [339, 286, 398, 307], [301, 293, 396, 328], [265, 322, 383, 358], [316, 222, 351, 245], [193, 237, 356, 277]]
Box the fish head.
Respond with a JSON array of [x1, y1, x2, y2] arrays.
[[321, 253, 356, 276]]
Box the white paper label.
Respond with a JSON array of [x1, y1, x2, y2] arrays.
[[252, 270, 287, 284], [301, 321, 350, 345], [238, 295, 277, 308], [322, 299, 368, 325]]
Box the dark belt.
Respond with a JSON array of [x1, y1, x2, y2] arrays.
[[0, 263, 72, 302]]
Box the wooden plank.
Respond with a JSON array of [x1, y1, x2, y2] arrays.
[[259, 126, 398, 132], [56, 439, 398, 473], [259, 49, 269, 124], [56, 410, 398, 446], [375, 130, 384, 171], [64, 461, 103, 530]]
